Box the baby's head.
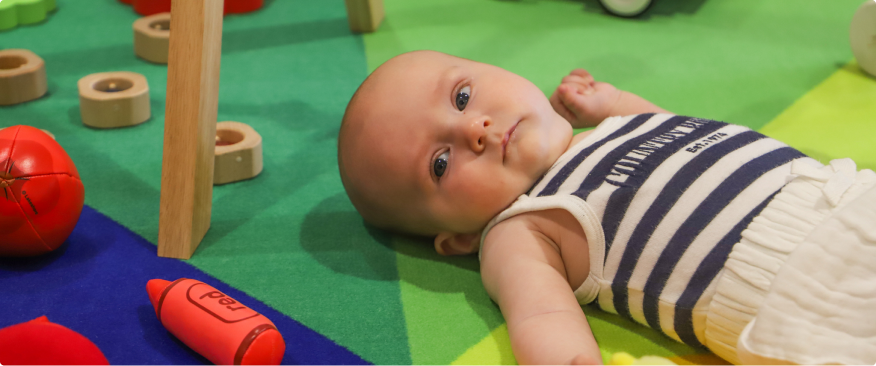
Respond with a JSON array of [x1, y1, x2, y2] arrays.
[[338, 50, 572, 255]]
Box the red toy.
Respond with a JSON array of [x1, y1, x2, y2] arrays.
[[0, 316, 109, 365], [147, 278, 286, 365], [0, 125, 84, 257], [119, 0, 264, 16]]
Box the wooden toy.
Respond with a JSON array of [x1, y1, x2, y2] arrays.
[[0, 316, 109, 365], [344, 0, 384, 33], [0, 49, 47, 106], [851, 0, 876, 77], [133, 12, 170, 64], [78, 71, 150, 128], [158, 0, 223, 260], [119, 0, 263, 16], [0, 125, 84, 257], [0, 0, 57, 31], [214, 121, 263, 185], [146, 278, 286, 365]]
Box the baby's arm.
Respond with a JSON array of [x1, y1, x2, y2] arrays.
[[480, 211, 602, 365], [550, 69, 670, 128]]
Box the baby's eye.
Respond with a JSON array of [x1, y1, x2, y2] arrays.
[[433, 151, 449, 178], [455, 85, 470, 111]]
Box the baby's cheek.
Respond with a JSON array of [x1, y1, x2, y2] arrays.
[[473, 178, 518, 211], [523, 131, 561, 172]]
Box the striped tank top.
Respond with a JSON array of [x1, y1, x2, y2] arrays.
[[480, 113, 811, 348]]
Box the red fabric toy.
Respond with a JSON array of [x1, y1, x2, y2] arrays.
[[118, 0, 264, 16], [0, 125, 84, 256], [147, 278, 286, 365], [0, 316, 109, 365]]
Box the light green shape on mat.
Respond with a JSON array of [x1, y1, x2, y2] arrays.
[[363, 0, 863, 130], [759, 60, 876, 170], [451, 323, 516, 365], [395, 235, 505, 364], [0, 0, 56, 30], [450, 326, 729, 366], [447, 306, 706, 365], [0, 0, 412, 363], [584, 305, 704, 363]]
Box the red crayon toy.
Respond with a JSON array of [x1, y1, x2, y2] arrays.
[[147, 278, 285, 365]]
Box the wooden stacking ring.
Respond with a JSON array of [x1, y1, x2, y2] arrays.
[[214, 121, 263, 185], [133, 12, 170, 64], [78, 71, 150, 128], [0, 49, 48, 106]]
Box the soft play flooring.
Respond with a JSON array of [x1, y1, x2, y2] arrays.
[[1, 0, 874, 364]]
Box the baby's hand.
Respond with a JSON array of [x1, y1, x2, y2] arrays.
[[549, 69, 622, 128]]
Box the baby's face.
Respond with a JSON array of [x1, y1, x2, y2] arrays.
[[341, 51, 572, 237]]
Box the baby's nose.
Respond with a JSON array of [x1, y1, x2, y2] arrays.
[[466, 118, 491, 152]]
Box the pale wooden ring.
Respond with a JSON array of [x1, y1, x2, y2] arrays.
[[214, 121, 264, 185], [133, 12, 171, 64], [78, 71, 151, 129], [0, 49, 48, 106]]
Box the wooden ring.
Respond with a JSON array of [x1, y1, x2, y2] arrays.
[[78, 71, 150, 128], [0, 49, 48, 106], [133, 12, 170, 64], [214, 121, 263, 185]]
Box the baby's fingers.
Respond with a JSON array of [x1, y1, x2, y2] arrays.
[[557, 86, 589, 117], [568, 69, 595, 85], [550, 86, 578, 123], [569, 68, 594, 80], [561, 74, 595, 90]]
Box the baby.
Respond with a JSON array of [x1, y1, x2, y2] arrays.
[[338, 50, 876, 364]]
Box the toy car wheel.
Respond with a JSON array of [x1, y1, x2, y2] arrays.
[[598, 0, 653, 17]]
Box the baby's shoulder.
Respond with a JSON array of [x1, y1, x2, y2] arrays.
[[483, 209, 587, 258], [481, 208, 592, 291]]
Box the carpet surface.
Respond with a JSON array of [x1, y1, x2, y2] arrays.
[[0, 0, 873, 364]]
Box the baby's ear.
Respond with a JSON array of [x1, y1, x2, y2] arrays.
[[434, 232, 480, 256]]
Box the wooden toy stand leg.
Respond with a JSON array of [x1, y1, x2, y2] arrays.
[[344, 0, 384, 33], [157, 0, 223, 259]]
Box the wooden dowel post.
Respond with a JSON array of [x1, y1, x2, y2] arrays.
[[344, 0, 385, 33], [157, 0, 223, 259]]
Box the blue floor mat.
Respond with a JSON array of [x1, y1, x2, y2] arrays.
[[0, 205, 370, 365]]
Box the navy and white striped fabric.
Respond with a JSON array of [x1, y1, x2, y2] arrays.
[[525, 114, 808, 348]]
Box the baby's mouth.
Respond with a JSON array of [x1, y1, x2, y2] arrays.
[[502, 122, 519, 162]]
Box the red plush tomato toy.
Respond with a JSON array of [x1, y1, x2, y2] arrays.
[[0, 125, 84, 256], [0, 316, 109, 365]]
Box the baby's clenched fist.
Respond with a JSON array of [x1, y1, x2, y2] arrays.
[[549, 69, 622, 128]]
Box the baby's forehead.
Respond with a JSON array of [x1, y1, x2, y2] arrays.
[[371, 52, 472, 87]]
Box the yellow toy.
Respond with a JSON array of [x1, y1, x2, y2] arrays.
[[608, 352, 676, 365]]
